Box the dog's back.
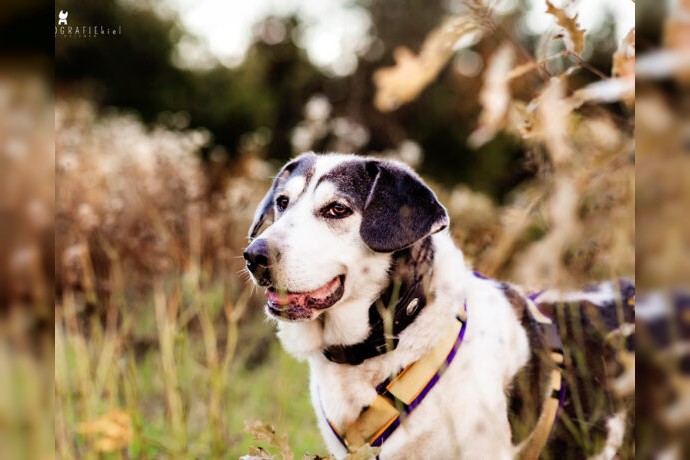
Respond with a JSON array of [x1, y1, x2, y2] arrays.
[[505, 280, 635, 460]]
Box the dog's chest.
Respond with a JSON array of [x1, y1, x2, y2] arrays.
[[311, 283, 530, 459]]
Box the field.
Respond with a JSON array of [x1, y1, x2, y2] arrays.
[[53, 100, 329, 458], [53, 83, 633, 458], [56, 281, 324, 458]]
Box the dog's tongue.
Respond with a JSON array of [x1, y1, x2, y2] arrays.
[[266, 277, 340, 307], [265, 289, 305, 306]]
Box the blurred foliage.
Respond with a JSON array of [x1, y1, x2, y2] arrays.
[[55, 1, 321, 162], [635, 2, 690, 454], [50, 0, 642, 458], [56, 0, 620, 200], [0, 39, 54, 460], [54, 98, 325, 457]]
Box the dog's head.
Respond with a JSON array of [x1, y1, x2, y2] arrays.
[[244, 153, 448, 321]]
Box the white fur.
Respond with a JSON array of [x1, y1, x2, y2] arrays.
[[588, 411, 627, 460], [535, 281, 618, 307], [252, 155, 532, 459]]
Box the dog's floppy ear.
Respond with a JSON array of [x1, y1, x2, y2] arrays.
[[360, 160, 449, 252], [248, 154, 314, 239]]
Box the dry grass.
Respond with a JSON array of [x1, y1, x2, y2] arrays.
[[54, 100, 326, 458]]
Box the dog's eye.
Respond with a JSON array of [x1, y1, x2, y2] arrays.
[[323, 202, 352, 219], [276, 196, 289, 211]]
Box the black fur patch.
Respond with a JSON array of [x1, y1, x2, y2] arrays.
[[316, 160, 374, 210], [316, 158, 449, 253], [523, 281, 635, 460], [248, 153, 316, 238], [360, 161, 448, 252]]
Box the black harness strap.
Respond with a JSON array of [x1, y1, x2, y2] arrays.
[[323, 279, 428, 364], [323, 238, 434, 365]]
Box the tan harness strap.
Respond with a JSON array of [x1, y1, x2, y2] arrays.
[[325, 309, 468, 451], [515, 294, 565, 460], [517, 352, 564, 460], [343, 395, 400, 448]]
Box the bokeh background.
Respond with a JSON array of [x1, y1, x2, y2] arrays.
[[10, 0, 685, 458], [51, 0, 638, 458]]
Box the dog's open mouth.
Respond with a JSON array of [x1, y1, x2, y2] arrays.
[[265, 275, 345, 320]]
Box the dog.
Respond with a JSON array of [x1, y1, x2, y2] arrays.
[[244, 152, 634, 459]]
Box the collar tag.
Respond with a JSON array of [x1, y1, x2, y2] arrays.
[[406, 298, 419, 315]]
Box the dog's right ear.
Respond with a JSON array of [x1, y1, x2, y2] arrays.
[[360, 160, 449, 252], [248, 153, 314, 239]]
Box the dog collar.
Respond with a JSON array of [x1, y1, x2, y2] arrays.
[[323, 238, 435, 365], [321, 302, 468, 452], [322, 279, 428, 365]]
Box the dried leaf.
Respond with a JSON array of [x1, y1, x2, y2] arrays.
[[373, 15, 485, 111], [302, 455, 335, 460], [77, 409, 133, 452], [244, 420, 294, 460], [572, 27, 635, 105], [508, 100, 538, 140], [612, 28, 635, 79], [468, 44, 515, 148], [240, 446, 275, 460], [536, 77, 577, 166], [571, 78, 635, 105], [505, 53, 565, 81], [245, 420, 276, 443], [545, 0, 586, 55], [343, 444, 381, 460]]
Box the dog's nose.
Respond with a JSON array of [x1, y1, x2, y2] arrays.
[[244, 239, 270, 275]]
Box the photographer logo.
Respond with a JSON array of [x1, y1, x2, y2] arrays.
[[56, 9, 122, 38]]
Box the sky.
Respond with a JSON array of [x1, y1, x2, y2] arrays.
[[166, 0, 635, 74]]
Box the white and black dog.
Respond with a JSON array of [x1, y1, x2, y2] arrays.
[[244, 152, 634, 459]]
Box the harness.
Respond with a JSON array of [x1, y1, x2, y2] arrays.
[[318, 273, 565, 459], [323, 303, 468, 451], [517, 292, 566, 460]]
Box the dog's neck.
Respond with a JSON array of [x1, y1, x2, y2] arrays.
[[321, 238, 435, 364]]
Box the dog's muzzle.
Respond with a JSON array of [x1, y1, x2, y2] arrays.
[[243, 239, 272, 286]]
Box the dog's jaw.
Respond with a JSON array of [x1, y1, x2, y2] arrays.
[[275, 252, 390, 358], [275, 231, 464, 359]]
